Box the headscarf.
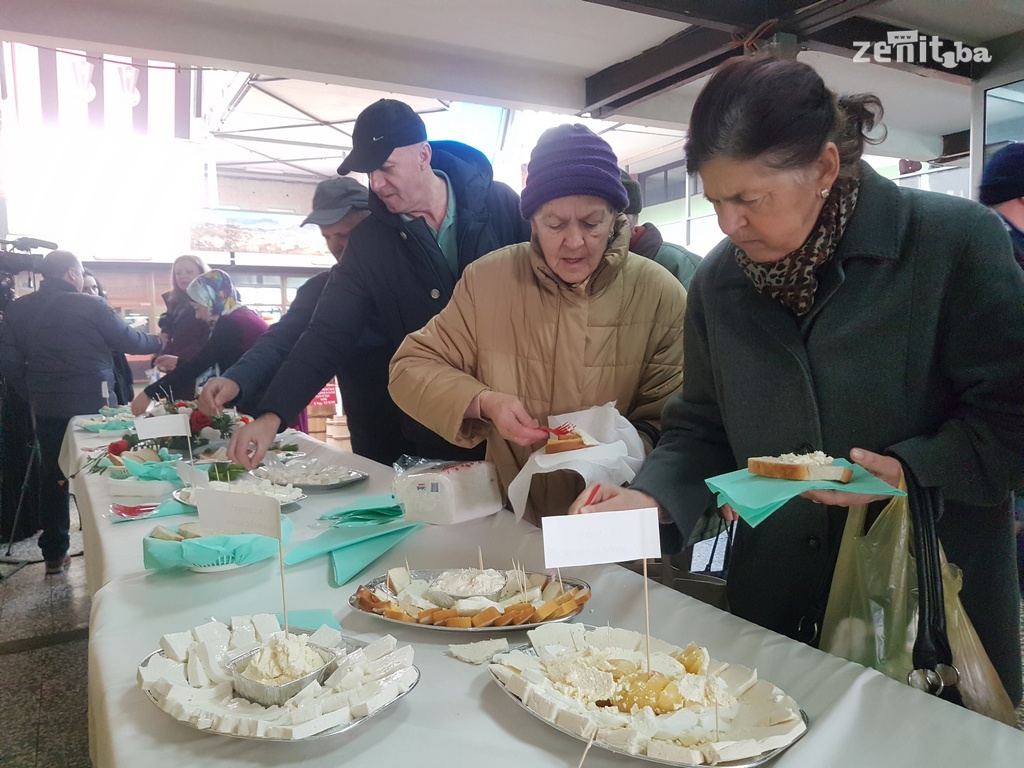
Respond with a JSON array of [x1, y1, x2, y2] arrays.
[[186, 269, 241, 319]]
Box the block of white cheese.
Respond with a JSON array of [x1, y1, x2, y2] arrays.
[[393, 461, 503, 524], [448, 638, 509, 665]]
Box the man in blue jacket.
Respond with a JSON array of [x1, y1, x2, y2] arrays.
[[0, 251, 162, 573], [198, 176, 370, 436], [228, 99, 530, 468]]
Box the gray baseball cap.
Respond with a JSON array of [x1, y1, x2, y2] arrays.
[[301, 176, 370, 226]]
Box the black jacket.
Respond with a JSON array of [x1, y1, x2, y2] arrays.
[[223, 271, 329, 403], [0, 279, 162, 417], [255, 140, 531, 465]]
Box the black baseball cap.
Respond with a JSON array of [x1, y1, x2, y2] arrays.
[[338, 99, 428, 175], [301, 176, 370, 226]]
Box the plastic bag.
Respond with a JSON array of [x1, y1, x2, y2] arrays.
[[821, 493, 1017, 725]]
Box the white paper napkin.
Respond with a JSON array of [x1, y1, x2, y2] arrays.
[[507, 402, 644, 520]]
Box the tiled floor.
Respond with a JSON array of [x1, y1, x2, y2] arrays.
[[0, 504, 90, 768]]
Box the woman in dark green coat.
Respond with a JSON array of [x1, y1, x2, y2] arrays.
[[571, 55, 1024, 705]]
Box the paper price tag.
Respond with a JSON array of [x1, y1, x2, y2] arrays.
[[175, 461, 209, 489], [542, 508, 660, 568], [134, 413, 190, 440], [195, 489, 282, 540]]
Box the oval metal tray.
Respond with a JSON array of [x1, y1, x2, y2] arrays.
[[249, 465, 368, 491], [488, 643, 808, 768], [138, 629, 419, 741], [349, 569, 590, 632]]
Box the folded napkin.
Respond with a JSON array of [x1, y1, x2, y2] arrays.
[[143, 517, 293, 570], [705, 459, 906, 527], [122, 449, 186, 483], [284, 519, 421, 566], [507, 402, 644, 520], [330, 526, 420, 586], [317, 494, 403, 525], [111, 498, 194, 524]]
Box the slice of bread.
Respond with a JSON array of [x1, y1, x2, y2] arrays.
[[544, 431, 587, 454], [149, 525, 183, 542], [747, 452, 852, 483]]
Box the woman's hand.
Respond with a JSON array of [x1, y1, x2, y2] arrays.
[[800, 447, 903, 507], [130, 391, 153, 416], [154, 355, 178, 372], [227, 413, 281, 469], [478, 391, 548, 446], [198, 377, 240, 416], [569, 484, 661, 516]]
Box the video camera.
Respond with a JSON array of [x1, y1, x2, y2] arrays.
[[0, 236, 58, 316]]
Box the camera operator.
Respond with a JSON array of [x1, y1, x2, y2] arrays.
[[0, 250, 163, 574]]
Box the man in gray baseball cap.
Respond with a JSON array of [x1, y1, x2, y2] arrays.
[[199, 176, 371, 415]]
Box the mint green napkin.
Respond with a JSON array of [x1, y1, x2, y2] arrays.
[[284, 519, 421, 566], [329, 526, 420, 587], [705, 459, 906, 527], [111, 498, 194, 524], [123, 449, 186, 483], [275, 609, 342, 631], [143, 517, 292, 570], [318, 494, 403, 525]]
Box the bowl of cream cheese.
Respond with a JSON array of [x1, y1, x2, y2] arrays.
[[228, 632, 338, 706]]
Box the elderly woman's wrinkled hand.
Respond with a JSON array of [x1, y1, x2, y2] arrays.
[[569, 484, 661, 516], [800, 448, 903, 507], [477, 391, 548, 447]]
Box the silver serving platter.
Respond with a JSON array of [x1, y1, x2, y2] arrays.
[[249, 465, 368, 491], [172, 487, 307, 508], [349, 569, 590, 632], [138, 629, 420, 742], [488, 644, 808, 768]]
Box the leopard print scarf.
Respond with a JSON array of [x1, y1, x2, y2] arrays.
[[736, 175, 860, 316]]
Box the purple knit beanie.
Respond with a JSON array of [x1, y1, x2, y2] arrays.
[[520, 124, 629, 220]]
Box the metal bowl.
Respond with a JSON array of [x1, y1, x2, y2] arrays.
[[228, 640, 338, 707]]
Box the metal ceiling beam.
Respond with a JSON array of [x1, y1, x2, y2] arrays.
[[249, 81, 353, 139], [217, 136, 331, 179], [211, 132, 351, 151], [583, 0, 986, 115], [582, 0, 764, 33]]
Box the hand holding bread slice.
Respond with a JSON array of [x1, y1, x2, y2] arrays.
[[747, 451, 852, 483]]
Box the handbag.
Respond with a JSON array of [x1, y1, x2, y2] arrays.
[[820, 462, 1017, 724]]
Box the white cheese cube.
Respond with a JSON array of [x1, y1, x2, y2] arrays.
[[718, 664, 758, 697], [704, 738, 762, 763], [488, 664, 515, 687], [186, 653, 211, 688], [192, 620, 231, 649], [647, 739, 705, 763], [228, 625, 257, 650], [350, 686, 396, 718], [250, 613, 282, 641], [366, 645, 415, 679], [555, 709, 597, 739], [164, 681, 232, 704], [230, 615, 254, 630], [159, 631, 195, 663], [597, 726, 647, 755], [306, 625, 342, 648], [194, 640, 232, 684], [137, 655, 188, 690], [361, 634, 397, 661]]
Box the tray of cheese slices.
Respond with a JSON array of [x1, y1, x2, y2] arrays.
[[488, 623, 807, 767], [136, 613, 418, 740], [349, 566, 591, 631]]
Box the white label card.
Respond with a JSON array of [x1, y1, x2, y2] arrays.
[[134, 413, 191, 440], [175, 461, 209, 489], [195, 489, 282, 540], [542, 507, 661, 568]]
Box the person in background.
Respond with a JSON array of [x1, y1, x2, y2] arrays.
[[979, 141, 1024, 595], [389, 124, 685, 524], [571, 55, 1024, 704], [82, 270, 134, 405], [131, 270, 268, 415], [154, 255, 211, 399], [227, 99, 530, 468], [0, 251, 162, 574], [198, 176, 371, 434], [979, 142, 1024, 269], [619, 170, 702, 289]]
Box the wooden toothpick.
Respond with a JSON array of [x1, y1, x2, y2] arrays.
[[643, 557, 651, 675], [576, 731, 596, 768], [478, 545, 484, 571]]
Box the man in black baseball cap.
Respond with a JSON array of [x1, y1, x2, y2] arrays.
[[228, 98, 530, 466], [338, 99, 427, 175], [199, 176, 371, 419]]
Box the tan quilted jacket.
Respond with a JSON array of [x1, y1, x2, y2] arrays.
[[389, 215, 686, 524]]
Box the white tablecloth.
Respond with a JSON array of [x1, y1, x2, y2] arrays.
[[76, 430, 1023, 767]]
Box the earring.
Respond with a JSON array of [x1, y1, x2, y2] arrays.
[[819, 188, 830, 200]]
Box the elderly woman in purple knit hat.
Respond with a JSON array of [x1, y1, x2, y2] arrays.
[[389, 124, 686, 523]]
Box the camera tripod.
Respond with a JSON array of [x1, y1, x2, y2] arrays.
[[0, 433, 42, 580]]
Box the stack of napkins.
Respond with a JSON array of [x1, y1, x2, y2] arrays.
[[705, 459, 905, 527]]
